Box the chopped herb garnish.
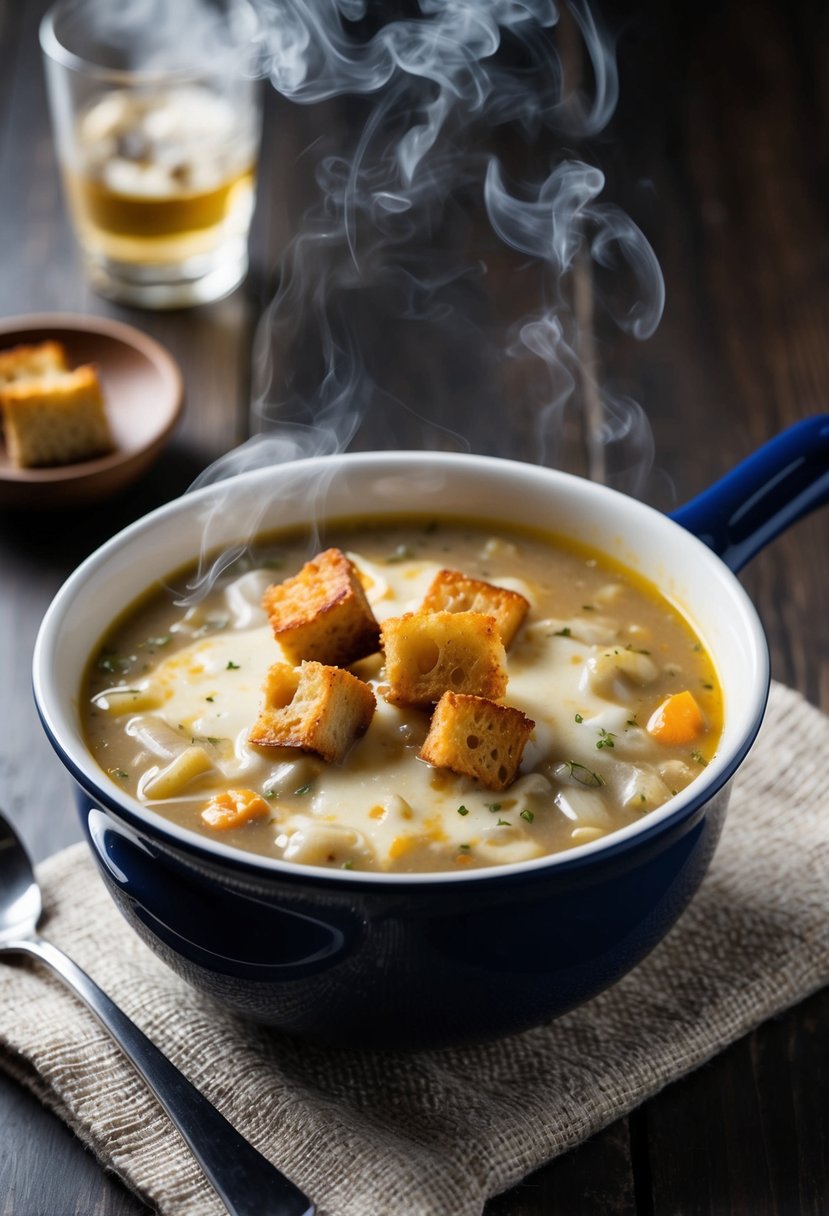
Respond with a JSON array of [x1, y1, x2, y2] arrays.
[[458, 843, 471, 852], [226, 661, 240, 670], [596, 728, 616, 750], [109, 768, 129, 780], [625, 643, 651, 655], [574, 713, 584, 724], [496, 818, 511, 827], [563, 761, 606, 788], [626, 716, 638, 727], [294, 784, 313, 796], [691, 749, 708, 767], [205, 695, 215, 702], [582, 604, 595, 611], [341, 860, 354, 870], [520, 808, 534, 823], [553, 627, 572, 637], [192, 615, 231, 639], [701, 681, 713, 690], [97, 654, 132, 674], [692, 642, 702, 652], [486, 802, 502, 814], [456, 805, 469, 816]]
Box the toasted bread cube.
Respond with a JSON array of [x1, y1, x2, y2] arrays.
[[420, 692, 535, 791], [262, 548, 380, 667], [249, 660, 376, 764], [1, 364, 113, 467], [381, 610, 508, 708], [201, 788, 271, 831], [0, 340, 68, 386], [421, 568, 529, 647]]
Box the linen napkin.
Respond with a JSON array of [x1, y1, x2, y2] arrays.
[[1, 679, 827, 1216]]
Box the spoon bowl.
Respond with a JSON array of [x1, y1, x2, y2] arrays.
[[0, 817, 42, 945]]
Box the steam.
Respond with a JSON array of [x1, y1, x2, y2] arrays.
[[184, 0, 665, 596], [239, 0, 663, 488], [55, 0, 259, 73]]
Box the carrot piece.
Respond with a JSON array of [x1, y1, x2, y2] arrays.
[[646, 690, 706, 746], [388, 835, 416, 861], [201, 789, 270, 831]]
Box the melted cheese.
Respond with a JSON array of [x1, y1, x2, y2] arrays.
[[86, 534, 722, 873]]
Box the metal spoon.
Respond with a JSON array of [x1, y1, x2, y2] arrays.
[[0, 809, 314, 1216]]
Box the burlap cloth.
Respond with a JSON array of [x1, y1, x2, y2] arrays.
[[1, 680, 827, 1216]]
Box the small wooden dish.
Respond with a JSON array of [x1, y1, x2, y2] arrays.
[[0, 314, 184, 508]]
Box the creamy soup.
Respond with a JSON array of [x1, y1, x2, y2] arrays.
[[82, 518, 723, 873]]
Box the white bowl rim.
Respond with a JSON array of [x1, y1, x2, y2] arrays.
[[33, 449, 770, 886]]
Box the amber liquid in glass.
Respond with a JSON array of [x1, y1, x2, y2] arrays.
[[66, 85, 257, 267]]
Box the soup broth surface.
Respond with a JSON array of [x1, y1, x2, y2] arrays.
[[83, 518, 722, 873]]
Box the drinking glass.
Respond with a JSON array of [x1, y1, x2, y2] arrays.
[[40, 0, 262, 308]]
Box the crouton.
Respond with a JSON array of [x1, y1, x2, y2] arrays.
[[0, 340, 68, 386], [421, 568, 529, 647], [262, 548, 381, 667], [381, 610, 508, 708], [249, 660, 376, 764], [420, 691, 535, 791], [201, 788, 271, 831], [1, 364, 113, 467]]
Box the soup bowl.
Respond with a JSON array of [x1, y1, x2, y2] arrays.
[[32, 419, 829, 1048]]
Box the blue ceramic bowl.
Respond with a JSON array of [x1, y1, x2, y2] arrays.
[[32, 421, 829, 1048]]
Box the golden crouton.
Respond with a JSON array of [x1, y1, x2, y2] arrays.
[[0, 340, 68, 386], [421, 568, 529, 647], [381, 610, 508, 708], [201, 788, 271, 831], [249, 660, 376, 764], [420, 691, 535, 791], [1, 364, 113, 468], [262, 548, 381, 667]]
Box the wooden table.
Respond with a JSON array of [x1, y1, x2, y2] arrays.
[[1, 0, 827, 1211]]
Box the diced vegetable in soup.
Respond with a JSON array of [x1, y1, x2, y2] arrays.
[[82, 518, 723, 873]]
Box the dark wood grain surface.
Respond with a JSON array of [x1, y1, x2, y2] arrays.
[[1, 0, 827, 1212]]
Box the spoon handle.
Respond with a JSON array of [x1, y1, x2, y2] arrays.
[[3, 935, 314, 1216]]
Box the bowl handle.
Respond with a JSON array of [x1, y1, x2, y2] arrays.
[[670, 414, 829, 572]]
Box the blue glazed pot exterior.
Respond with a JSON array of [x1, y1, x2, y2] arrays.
[[76, 779, 731, 1049]]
